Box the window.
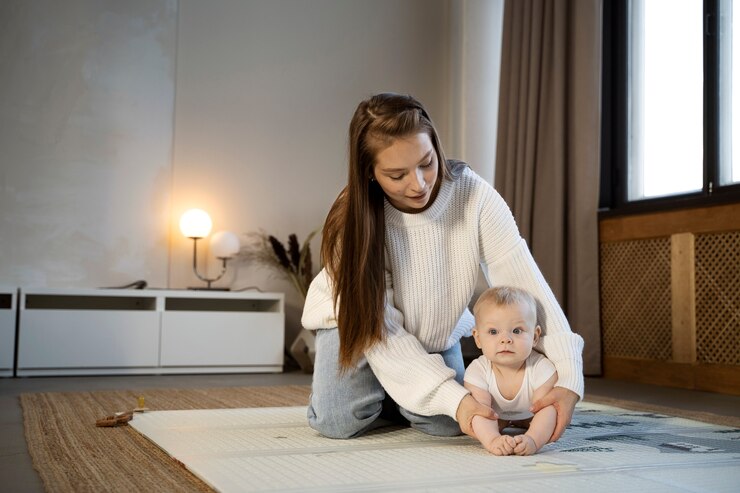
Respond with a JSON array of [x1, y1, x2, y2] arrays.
[[601, 0, 740, 212], [719, 0, 740, 186]]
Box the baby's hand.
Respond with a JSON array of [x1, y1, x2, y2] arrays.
[[484, 435, 517, 456], [513, 434, 538, 455]]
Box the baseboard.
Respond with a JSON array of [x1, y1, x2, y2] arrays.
[[603, 356, 740, 396]]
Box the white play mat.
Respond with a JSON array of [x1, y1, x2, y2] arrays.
[[130, 402, 740, 492]]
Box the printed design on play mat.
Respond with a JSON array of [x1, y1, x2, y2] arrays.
[[522, 462, 579, 472], [582, 433, 740, 454], [558, 407, 740, 455]]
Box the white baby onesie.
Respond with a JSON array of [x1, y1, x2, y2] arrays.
[[464, 352, 556, 421]]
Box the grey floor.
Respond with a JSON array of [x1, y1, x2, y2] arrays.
[[2, 372, 739, 493]]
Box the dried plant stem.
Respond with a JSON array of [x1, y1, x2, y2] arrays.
[[288, 271, 307, 299], [238, 229, 319, 300]]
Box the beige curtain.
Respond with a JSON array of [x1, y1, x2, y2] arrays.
[[495, 0, 602, 375]]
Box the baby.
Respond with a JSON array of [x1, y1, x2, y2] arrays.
[[464, 286, 557, 456]]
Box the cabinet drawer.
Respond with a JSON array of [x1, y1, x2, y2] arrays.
[[160, 312, 284, 366], [18, 311, 160, 368]]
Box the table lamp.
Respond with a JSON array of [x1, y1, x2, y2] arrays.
[[179, 208, 240, 290]]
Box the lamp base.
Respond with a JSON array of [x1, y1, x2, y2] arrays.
[[187, 287, 231, 291]]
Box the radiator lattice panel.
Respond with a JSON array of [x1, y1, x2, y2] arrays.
[[600, 238, 673, 360], [695, 231, 740, 365]]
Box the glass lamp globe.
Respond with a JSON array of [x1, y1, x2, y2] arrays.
[[210, 231, 241, 259], [179, 209, 212, 239]]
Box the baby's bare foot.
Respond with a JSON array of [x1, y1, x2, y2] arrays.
[[513, 434, 538, 455], [486, 435, 517, 456]]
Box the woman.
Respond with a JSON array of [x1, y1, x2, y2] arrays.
[[301, 93, 583, 440]]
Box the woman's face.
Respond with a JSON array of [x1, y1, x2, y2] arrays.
[[372, 132, 439, 213]]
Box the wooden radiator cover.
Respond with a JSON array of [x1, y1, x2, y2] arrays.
[[599, 203, 740, 395]]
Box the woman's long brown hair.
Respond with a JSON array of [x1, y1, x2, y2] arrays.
[[321, 93, 463, 369]]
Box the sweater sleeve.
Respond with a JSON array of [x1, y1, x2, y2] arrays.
[[301, 268, 338, 330], [364, 268, 471, 419], [478, 186, 585, 399]]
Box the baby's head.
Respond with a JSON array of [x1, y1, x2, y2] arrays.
[[472, 286, 541, 364], [473, 286, 538, 326]]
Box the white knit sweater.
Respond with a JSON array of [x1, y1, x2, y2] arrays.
[[301, 166, 584, 419]]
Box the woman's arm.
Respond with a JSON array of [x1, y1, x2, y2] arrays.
[[303, 267, 488, 422], [362, 268, 471, 418], [477, 185, 584, 399], [363, 286, 471, 419], [484, 242, 584, 397]]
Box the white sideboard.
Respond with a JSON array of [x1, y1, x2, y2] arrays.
[[0, 288, 17, 377], [16, 288, 284, 376]]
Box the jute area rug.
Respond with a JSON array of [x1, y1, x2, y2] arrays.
[[21, 385, 740, 493], [20, 385, 310, 493]]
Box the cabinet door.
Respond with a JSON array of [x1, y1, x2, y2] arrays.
[[160, 312, 284, 366], [0, 310, 15, 373], [18, 311, 160, 368]]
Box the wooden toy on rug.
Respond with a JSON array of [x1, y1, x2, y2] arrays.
[[95, 396, 149, 427], [134, 396, 149, 413], [95, 411, 133, 427]]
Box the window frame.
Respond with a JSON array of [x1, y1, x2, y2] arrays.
[[600, 0, 740, 217]]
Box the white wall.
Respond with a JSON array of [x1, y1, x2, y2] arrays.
[[0, 0, 503, 347], [169, 0, 450, 343], [0, 0, 177, 288], [447, 0, 505, 184]]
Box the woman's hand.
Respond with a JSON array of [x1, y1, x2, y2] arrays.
[[530, 387, 579, 442], [456, 394, 498, 438]]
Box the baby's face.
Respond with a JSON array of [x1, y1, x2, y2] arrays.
[[473, 302, 540, 369]]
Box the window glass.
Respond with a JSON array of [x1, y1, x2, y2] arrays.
[[628, 0, 704, 200], [719, 0, 739, 185]]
